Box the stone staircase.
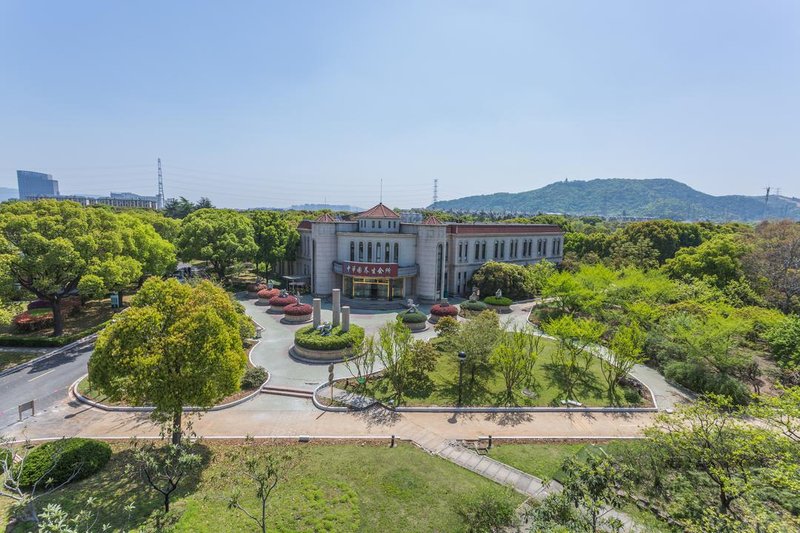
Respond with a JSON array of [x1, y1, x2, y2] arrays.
[[261, 385, 314, 399]]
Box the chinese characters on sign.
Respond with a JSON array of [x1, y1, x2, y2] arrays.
[[342, 262, 399, 278]]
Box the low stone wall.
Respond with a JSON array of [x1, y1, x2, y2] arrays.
[[291, 343, 354, 362], [402, 321, 428, 332], [487, 304, 512, 314], [427, 314, 440, 324], [267, 304, 289, 314], [256, 297, 271, 306], [282, 313, 312, 324]]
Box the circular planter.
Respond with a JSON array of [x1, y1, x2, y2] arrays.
[[246, 283, 267, 297], [282, 303, 313, 324], [256, 288, 280, 305], [429, 303, 458, 324], [267, 295, 298, 314], [291, 343, 355, 362], [404, 321, 428, 332], [459, 301, 489, 317], [396, 310, 429, 333]]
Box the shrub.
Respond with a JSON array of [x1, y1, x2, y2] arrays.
[[469, 261, 555, 301], [484, 295, 513, 306], [294, 324, 365, 351], [430, 303, 458, 317], [460, 300, 488, 312], [17, 438, 111, 489], [27, 300, 51, 311], [241, 366, 268, 389], [284, 303, 313, 316], [269, 295, 298, 307], [257, 288, 280, 300], [246, 283, 267, 293], [13, 311, 54, 332], [397, 310, 428, 324], [434, 316, 460, 337]]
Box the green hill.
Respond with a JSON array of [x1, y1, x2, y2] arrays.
[[430, 179, 800, 221]]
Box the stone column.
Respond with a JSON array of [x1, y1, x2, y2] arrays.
[[313, 298, 322, 328], [332, 288, 341, 327], [341, 306, 350, 332]]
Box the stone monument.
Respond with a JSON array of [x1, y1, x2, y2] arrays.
[[342, 306, 350, 332], [332, 288, 341, 327], [312, 298, 322, 328]]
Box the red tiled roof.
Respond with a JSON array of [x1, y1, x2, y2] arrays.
[[315, 213, 336, 222], [446, 224, 563, 235], [298, 220, 312, 230], [421, 215, 443, 225], [356, 203, 400, 219]]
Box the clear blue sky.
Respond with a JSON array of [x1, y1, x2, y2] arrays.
[[1, 1, 798, 208]]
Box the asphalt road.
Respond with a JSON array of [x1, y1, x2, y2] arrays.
[[0, 344, 93, 431]]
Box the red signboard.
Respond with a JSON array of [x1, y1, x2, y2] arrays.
[[342, 262, 398, 278]]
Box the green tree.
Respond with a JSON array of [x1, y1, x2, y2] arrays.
[[163, 197, 196, 219], [0, 200, 174, 335], [490, 327, 542, 402], [125, 209, 181, 243], [126, 440, 202, 513], [89, 278, 248, 444], [664, 234, 749, 289], [177, 208, 257, 281], [250, 211, 295, 280], [543, 316, 606, 402], [561, 452, 630, 533], [456, 310, 504, 386], [765, 315, 800, 368], [645, 395, 773, 514], [618, 220, 702, 263], [375, 320, 413, 403], [743, 220, 800, 312], [599, 323, 646, 405]]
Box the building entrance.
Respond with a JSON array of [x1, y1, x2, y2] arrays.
[[343, 276, 405, 301]]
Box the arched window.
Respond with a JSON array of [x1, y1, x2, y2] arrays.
[[367, 242, 373, 262], [500, 241, 505, 259], [474, 241, 480, 260], [394, 243, 399, 263], [350, 241, 355, 261], [359, 242, 364, 261], [494, 240, 499, 258], [376, 242, 382, 262], [385, 242, 390, 261], [481, 241, 486, 260]]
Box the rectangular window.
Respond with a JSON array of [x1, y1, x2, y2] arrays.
[[481, 242, 486, 260], [474, 241, 480, 260]]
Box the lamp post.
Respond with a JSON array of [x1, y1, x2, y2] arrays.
[[457, 351, 467, 406]]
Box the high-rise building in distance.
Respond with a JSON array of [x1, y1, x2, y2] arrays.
[[17, 170, 59, 199]]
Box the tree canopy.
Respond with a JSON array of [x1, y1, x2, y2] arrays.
[[177, 208, 257, 280]]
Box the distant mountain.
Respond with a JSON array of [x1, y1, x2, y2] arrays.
[[430, 179, 800, 221], [0, 187, 18, 202]]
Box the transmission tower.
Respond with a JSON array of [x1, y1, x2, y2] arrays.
[[433, 179, 439, 205], [157, 158, 165, 209]]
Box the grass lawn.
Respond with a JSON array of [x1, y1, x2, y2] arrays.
[[2, 442, 523, 532], [0, 349, 48, 371], [354, 337, 644, 407]]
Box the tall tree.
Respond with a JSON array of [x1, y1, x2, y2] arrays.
[[249, 211, 295, 279], [177, 208, 257, 281], [560, 452, 630, 533], [490, 326, 542, 402], [543, 315, 606, 401], [456, 310, 505, 386], [0, 200, 175, 335], [599, 322, 646, 405], [89, 278, 248, 444], [743, 220, 800, 312]]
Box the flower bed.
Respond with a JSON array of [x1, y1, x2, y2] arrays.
[[256, 288, 280, 305], [459, 300, 488, 316], [483, 295, 513, 313], [282, 303, 313, 323], [429, 303, 458, 323], [396, 310, 428, 332], [293, 324, 365, 361], [13, 311, 54, 332]]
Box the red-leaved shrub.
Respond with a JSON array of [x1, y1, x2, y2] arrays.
[[13, 311, 55, 332], [257, 288, 280, 300], [269, 295, 298, 307], [430, 303, 458, 317], [283, 303, 312, 316]]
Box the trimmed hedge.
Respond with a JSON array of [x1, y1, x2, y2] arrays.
[[460, 300, 488, 312], [397, 310, 428, 324], [294, 324, 365, 351], [484, 296, 513, 306], [284, 303, 313, 316], [430, 303, 459, 317], [257, 288, 280, 300], [241, 366, 268, 389], [17, 438, 111, 489], [269, 295, 298, 307]]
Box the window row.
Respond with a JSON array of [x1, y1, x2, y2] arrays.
[[359, 219, 398, 230], [455, 237, 563, 262], [349, 241, 400, 263]]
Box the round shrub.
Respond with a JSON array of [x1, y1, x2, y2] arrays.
[[430, 303, 458, 317], [18, 438, 111, 489], [241, 366, 268, 389], [460, 300, 488, 312], [269, 295, 298, 307], [294, 324, 365, 351], [397, 310, 428, 324], [484, 296, 513, 306], [257, 288, 280, 300], [27, 299, 51, 311], [284, 303, 313, 316]]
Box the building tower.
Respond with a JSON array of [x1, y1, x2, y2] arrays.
[[433, 179, 438, 205], [157, 158, 165, 210]]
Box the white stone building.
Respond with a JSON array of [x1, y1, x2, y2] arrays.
[[293, 203, 564, 304]]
